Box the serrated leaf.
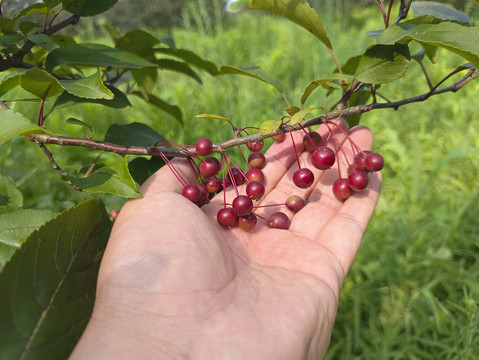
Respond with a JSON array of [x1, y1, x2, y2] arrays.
[[155, 47, 219, 76], [0, 209, 56, 271], [340, 55, 362, 75], [0, 200, 111, 359], [20, 68, 64, 98], [156, 59, 202, 84], [0, 109, 52, 144], [63, 0, 118, 17], [290, 106, 324, 125], [104, 122, 164, 147], [54, 85, 130, 109], [219, 65, 283, 94], [196, 113, 233, 124], [411, 1, 474, 25], [67, 158, 142, 198], [259, 120, 282, 134], [246, 0, 332, 49], [377, 21, 479, 68], [0, 175, 23, 209], [45, 43, 157, 72], [355, 44, 411, 84], [301, 77, 347, 106], [59, 69, 114, 99], [133, 92, 183, 124]]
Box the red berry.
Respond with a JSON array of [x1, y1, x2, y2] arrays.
[[183, 184, 201, 203], [246, 181, 265, 199], [195, 183, 209, 205], [332, 178, 352, 200], [303, 132, 322, 152], [365, 152, 384, 172], [247, 140, 264, 152], [232, 195, 253, 216], [248, 152, 266, 169], [348, 170, 368, 191], [272, 133, 285, 142], [238, 213, 257, 232], [311, 146, 335, 170], [286, 195, 306, 213], [205, 178, 221, 194], [228, 167, 245, 186], [268, 212, 290, 229], [353, 151, 371, 171], [196, 138, 213, 156], [217, 208, 238, 228], [245, 168, 264, 183], [199, 156, 220, 178], [293, 168, 314, 189]]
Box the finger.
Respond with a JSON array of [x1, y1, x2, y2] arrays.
[[317, 171, 382, 276], [289, 125, 374, 237]]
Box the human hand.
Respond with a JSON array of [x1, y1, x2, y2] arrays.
[[71, 119, 381, 360]]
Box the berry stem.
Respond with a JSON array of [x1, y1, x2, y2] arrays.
[[286, 124, 302, 169]]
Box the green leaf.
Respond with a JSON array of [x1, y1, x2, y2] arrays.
[[219, 65, 283, 94], [19, 21, 42, 36], [0, 70, 26, 97], [63, 0, 119, 17], [155, 47, 219, 75], [0, 175, 23, 209], [66, 117, 93, 137], [104, 122, 164, 147], [131, 68, 158, 99], [285, 106, 300, 116], [0, 209, 56, 271], [156, 59, 202, 84], [51, 34, 77, 47], [45, 43, 157, 72], [290, 106, 324, 125], [139, 93, 183, 124], [128, 156, 166, 185], [301, 77, 347, 106], [67, 157, 142, 198], [27, 33, 56, 52], [196, 113, 233, 124], [354, 44, 411, 84], [0, 200, 111, 359], [116, 30, 159, 59], [54, 85, 130, 109], [411, 1, 474, 25], [20, 68, 64, 98], [13, 3, 53, 19], [259, 119, 282, 134], [43, 0, 63, 7], [246, 0, 332, 49], [59, 69, 114, 99], [0, 109, 51, 144], [377, 21, 479, 68], [0, 19, 15, 31]]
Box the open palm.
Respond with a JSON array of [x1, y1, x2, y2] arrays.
[[71, 119, 381, 360]]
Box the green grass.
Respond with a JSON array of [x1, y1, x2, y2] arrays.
[[2, 3, 479, 359]]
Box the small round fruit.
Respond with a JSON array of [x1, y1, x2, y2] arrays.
[[286, 195, 306, 213], [245, 168, 264, 183], [246, 181, 265, 199], [196, 138, 213, 156], [272, 133, 286, 142], [199, 156, 220, 178], [365, 152, 384, 172], [182, 184, 201, 203], [303, 132, 322, 152], [109, 209, 120, 221], [353, 151, 369, 171], [268, 212, 290, 229], [311, 146, 335, 170], [195, 183, 209, 204], [332, 178, 352, 200], [238, 213, 257, 232], [247, 140, 264, 152], [228, 167, 245, 186], [205, 178, 221, 194], [232, 195, 254, 216], [217, 208, 238, 228], [248, 152, 266, 169], [293, 168, 314, 189], [348, 170, 368, 191]]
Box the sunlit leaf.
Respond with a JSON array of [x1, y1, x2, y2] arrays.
[[219, 65, 283, 94], [0, 209, 56, 271], [0, 109, 51, 144], [290, 106, 324, 125], [246, 0, 332, 49], [0, 200, 110, 359], [20, 68, 64, 98], [196, 113, 233, 124], [14, 3, 53, 19], [411, 1, 474, 25], [54, 85, 131, 109], [285, 106, 300, 116], [301, 77, 347, 106], [59, 69, 114, 99], [0, 175, 22, 209], [259, 119, 282, 134]]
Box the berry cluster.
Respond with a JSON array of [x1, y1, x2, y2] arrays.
[[158, 118, 383, 232]]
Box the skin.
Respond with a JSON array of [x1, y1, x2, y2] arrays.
[[71, 119, 382, 360]]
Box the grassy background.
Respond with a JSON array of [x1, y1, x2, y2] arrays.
[[2, 2, 479, 359]]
